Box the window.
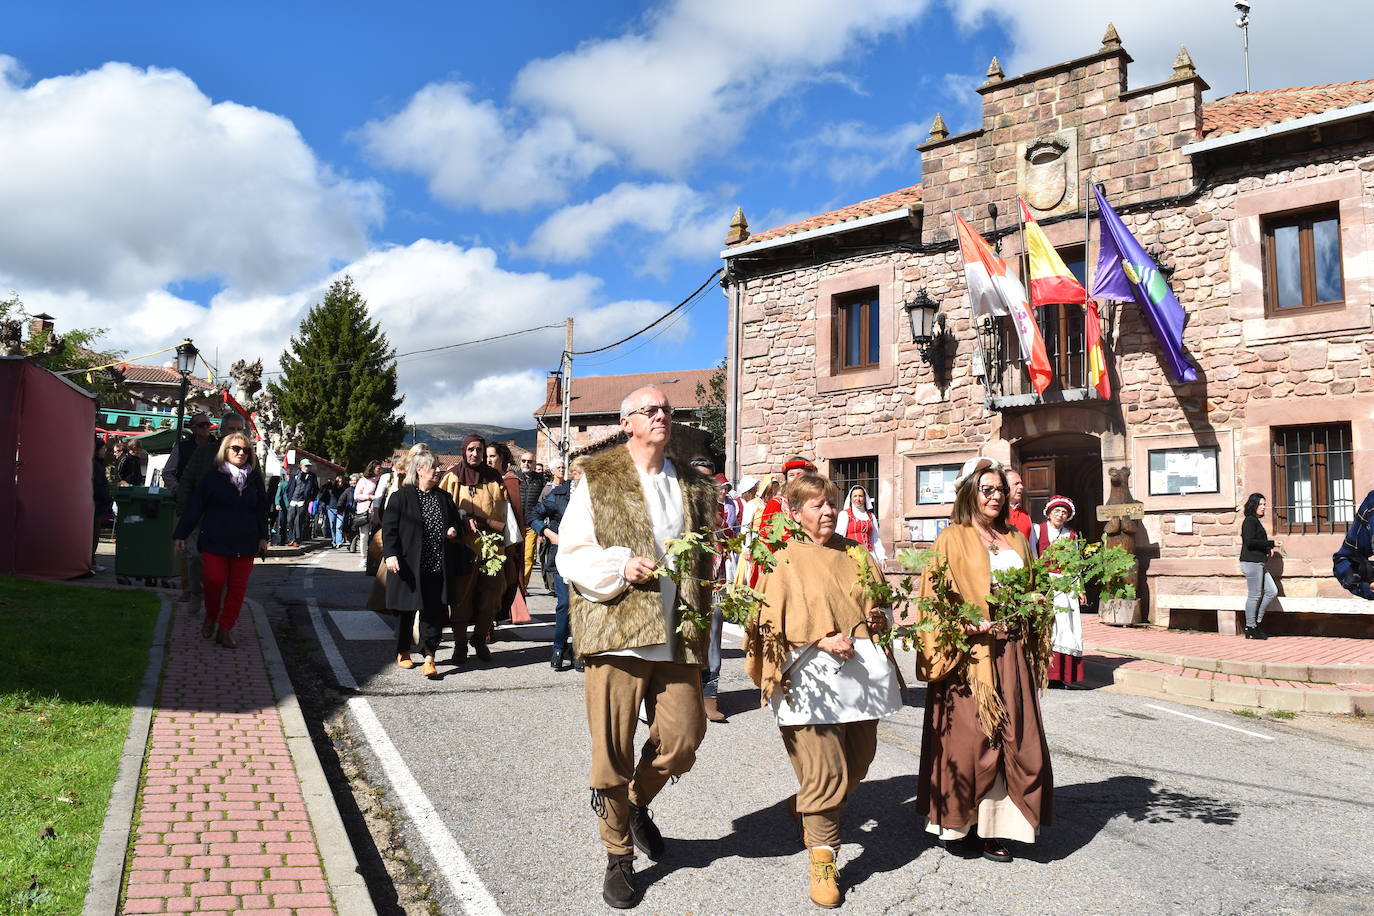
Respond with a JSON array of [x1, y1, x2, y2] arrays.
[[1263, 207, 1344, 313], [831, 456, 879, 514], [1147, 446, 1220, 496], [916, 463, 962, 504], [1271, 423, 1354, 535], [835, 289, 880, 370]]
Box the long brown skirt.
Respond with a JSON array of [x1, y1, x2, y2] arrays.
[[917, 634, 1053, 836]]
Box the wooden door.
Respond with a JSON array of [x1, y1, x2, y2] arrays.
[[1020, 459, 1055, 528]]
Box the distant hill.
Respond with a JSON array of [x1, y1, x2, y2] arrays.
[[402, 423, 538, 455]]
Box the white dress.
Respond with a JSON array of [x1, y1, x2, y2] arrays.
[[1034, 523, 1084, 658]]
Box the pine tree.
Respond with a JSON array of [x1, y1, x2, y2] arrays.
[[268, 276, 406, 470]]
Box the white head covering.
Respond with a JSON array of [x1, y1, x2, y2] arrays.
[[954, 456, 1000, 490], [737, 475, 760, 497], [841, 483, 877, 519]]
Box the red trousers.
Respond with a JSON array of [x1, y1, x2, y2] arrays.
[[202, 552, 254, 630]]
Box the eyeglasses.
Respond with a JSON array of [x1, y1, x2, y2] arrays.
[[626, 404, 673, 419], [978, 486, 1010, 498], [227, 445, 248, 454]]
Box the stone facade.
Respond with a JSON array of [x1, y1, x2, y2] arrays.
[[723, 35, 1374, 635]]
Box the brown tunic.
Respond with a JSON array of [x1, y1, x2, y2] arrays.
[[914, 525, 1053, 835]]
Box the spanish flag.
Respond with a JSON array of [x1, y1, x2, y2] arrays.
[[1019, 198, 1110, 398]]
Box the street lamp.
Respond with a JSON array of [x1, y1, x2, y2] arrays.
[[173, 338, 198, 443], [904, 289, 950, 387]]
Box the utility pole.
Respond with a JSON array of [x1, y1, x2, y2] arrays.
[[1235, 1, 1251, 93], [560, 317, 573, 464]]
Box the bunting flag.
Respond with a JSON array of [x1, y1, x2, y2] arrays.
[[955, 214, 1052, 395], [221, 389, 260, 439], [1089, 184, 1198, 384], [1019, 198, 1087, 307]]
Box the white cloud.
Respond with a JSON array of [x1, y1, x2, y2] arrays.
[[946, 1, 1371, 98], [791, 121, 928, 186], [0, 60, 381, 299], [514, 0, 931, 174], [524, 181, 728, 274], [354, 82, 613, 212]]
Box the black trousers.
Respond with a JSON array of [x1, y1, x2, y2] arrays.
[[286, 504, 308, 542], [396, 570, 447, 656]]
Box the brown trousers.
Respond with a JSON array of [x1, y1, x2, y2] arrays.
[[449, 569, 504, 648], [585, 656, 707, 854], [781, 720, 878, 848]]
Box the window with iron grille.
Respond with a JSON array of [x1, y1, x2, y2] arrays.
[[831, 456, 879, 515], [980, 248, 1093, 397], [1263, 206, 1344, 314], [834, 288, 880, 370], [1270, 423, 1354, 535]]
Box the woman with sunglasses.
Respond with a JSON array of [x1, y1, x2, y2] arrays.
[[910, 456, 1052, 864], [173, 432, 269, 648]]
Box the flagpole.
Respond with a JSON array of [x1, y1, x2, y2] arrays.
[[1016, 200, 1041, 403]]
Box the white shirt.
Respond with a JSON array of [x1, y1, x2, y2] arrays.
[[557, 456, 685, 661]]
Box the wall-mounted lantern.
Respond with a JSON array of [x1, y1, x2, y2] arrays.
[[904, 288, 950, 388]]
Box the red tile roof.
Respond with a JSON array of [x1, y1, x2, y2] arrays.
[[534, 368, 716, 418], [732, 185, 922, 247], [118, 363, 213, 388], [1202, 79, 1374, 137]]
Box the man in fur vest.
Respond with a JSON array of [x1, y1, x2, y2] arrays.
[[556, 386, 717, 909]]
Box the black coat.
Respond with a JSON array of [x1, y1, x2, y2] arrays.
[[382, 485, 473, 610], [117, 452, 143, 486], [288, 470, 319, 503], [1240, 516, 1275, 563], [174, 466, 269, 556]]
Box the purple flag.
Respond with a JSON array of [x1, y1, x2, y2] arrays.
[[1090, 184, 1198, 383]]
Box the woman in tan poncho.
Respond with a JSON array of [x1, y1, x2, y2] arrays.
[[746, 475, 902, 909], [912, 457, 1052, 864]]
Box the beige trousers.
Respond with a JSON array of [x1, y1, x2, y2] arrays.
[[522, 526, 538, 588], [585, 656, 707, 854], [781, 720, 878, 848]]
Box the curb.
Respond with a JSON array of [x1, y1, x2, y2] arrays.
[[249, 598, 378, 916], [1084, 657, 1374, 714], [83, 594, 172, 916], [1087, 645, 1374, 686], [266, 540, 335, 560]]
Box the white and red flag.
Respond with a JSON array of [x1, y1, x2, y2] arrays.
[[954, 213, 1052, 395]]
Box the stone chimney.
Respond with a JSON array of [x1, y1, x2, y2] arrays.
[[545, 371, 562, 408], [29, 312, 54, 342], [724, 207, 750, 245]]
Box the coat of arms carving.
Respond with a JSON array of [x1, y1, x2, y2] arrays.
[[1016, 128, 1079, 218]]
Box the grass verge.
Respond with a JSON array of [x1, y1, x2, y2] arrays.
[[0, 577, 159, 914]]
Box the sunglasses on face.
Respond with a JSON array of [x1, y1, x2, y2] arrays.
[[978, 486, 1010, 498], [626, 404, 673, 419], [228, 445, 248, 454]]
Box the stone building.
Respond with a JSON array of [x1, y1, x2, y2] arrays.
[[532, 368, 718, 467], [722, 29, 1374, 635]]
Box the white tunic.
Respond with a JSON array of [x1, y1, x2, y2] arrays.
[[556, 456, 684, 662], [1035, 523, 1085, 657]]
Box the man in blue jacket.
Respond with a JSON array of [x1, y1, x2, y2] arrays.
[[530, 461, 578, 671], [1333, 490, 1374, 599]]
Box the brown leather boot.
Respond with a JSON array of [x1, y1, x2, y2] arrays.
[[602, 852, 638, 909], [808, 846, 841, 909], [704, 697, 728, 723]]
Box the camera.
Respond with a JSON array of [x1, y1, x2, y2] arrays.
[[1234, 0, 1249, 11]]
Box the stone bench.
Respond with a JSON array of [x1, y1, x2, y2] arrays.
[[1153, 593, 1374, 635]]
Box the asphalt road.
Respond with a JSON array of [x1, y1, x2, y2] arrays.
[[255, 547, 1374, 916]]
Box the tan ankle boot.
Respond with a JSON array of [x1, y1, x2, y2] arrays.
[[397, 654, 415, 669], [704, 697, 728, 723], [808, 846, 841, 908]]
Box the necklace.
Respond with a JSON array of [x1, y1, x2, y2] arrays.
[[974, 524, 1001, 554]]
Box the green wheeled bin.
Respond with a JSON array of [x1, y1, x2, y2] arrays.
[[113, 486, 180, 588]]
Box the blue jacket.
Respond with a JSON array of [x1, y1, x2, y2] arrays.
[[529, 482, 571, 563], [1332, 490, 1374, 599], [174, 466, 269, 557]]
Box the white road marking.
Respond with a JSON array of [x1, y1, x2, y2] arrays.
[[302, 568, 505, 915], [1144, 703, 1276, 741]]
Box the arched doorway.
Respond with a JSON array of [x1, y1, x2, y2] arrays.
[[1013, 432, 1104, 543]]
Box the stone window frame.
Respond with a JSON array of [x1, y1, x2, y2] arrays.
[[1241, 393, 1374, 558], [1129, 429, 1236, 513], [818, 433, 895, 552], [1261, 204, 1346, 316], [1231, 174, 1372, 345], [815, 263, 897, 393]]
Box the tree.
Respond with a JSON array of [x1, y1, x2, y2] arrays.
[[267, 276, 406, 470], [0, 293, 124, 405], [695, 357, 727, 470]]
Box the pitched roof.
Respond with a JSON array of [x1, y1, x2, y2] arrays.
[[1201, 79, 1374, 137], [534, 368, 717, 418], [731, 185, 922, 247], [119, 363, 213, 388]]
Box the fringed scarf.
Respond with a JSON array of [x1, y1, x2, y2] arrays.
[[221, 461, 251, 493]]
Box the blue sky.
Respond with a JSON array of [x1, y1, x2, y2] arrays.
[[0, 1, 1364, 425]]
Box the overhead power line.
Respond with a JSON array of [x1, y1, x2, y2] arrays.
[[569, 268, 722, 356]]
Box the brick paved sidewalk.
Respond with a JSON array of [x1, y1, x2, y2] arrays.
[[1083, 616, 1374, 670], [123, 605, 335, 916]]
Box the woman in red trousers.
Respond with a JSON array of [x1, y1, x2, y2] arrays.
[[174, 431, 268, 648]]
